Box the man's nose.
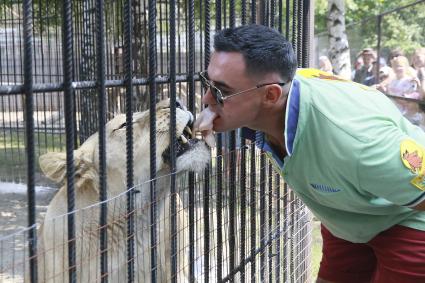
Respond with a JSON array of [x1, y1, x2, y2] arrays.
[[202, 88, 216, 105]]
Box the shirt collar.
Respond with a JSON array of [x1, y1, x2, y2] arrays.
[[241, 77, 301, 158], [284, 78, 300, 156]]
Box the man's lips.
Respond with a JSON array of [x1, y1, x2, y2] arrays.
[[193, 107, 218, 147]]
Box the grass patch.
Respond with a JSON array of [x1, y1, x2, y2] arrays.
[[0, 130, 66, 182], [311, 219, 323, 280]]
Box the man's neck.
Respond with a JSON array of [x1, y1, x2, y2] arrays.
[[247, 79, 291, 159], [256, 95, 288, 159], [265, 133, 287, 160]]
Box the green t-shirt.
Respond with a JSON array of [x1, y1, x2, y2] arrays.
[[257, 68, 425, 243]]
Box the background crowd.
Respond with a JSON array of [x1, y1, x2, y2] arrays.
[[319, 47, 425, 126]]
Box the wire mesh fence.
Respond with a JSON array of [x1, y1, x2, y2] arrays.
[[0, 0, 313, 281], [1, 148, 313, 283]]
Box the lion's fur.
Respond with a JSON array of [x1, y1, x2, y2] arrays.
[[34, 99, 210, 282]]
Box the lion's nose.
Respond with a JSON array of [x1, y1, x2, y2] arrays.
[[176, 99, 185, 110], [187, 111, 194, 125]]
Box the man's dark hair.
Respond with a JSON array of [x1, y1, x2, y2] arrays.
[[213, 24, 298, 81]]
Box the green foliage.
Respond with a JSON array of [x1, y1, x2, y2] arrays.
[[315, 0, 425, 56]]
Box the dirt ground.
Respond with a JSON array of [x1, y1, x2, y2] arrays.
[[0, 184, 57, 282], [0, 182, 322, 283]]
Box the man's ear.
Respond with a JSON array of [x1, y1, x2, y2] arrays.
[[264, 84, 284, 104]]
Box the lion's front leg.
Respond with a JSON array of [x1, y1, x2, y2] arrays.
[[157, 193, 190, 283]]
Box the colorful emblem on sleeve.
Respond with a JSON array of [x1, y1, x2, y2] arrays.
[[400, 139, 425, 191], [401, 139, 424, 174]]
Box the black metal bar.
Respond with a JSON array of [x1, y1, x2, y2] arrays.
[[223, 0, 227, 28], [301, 0, 310, 68], [285, 0, 296, 43], [268, 162, 273, 283], [290, 191, 295, 282], [297, 0, 303, 66], [270, 0, 276, 28], [259, 0, 266, 25], [239, 139, 247, 283], [0, 75, 201, 95], [216, 137, 223, 282], [124, 0, 135, 281], [296, 5, 305, 279], [62, 0, 77, 280], [219, 215, 290, 283], [229, 0, 235, 28], [278, 0, 283, 32], [169, 0, 178, 280], [249, 144, 256, 281], [228, 130, 237, 283], [259, 154, 266, 282], [283, 182, 288, 282], [292, 0, 298, 58], [203, 0, 211, 281], [96, 0, 108, 280], [158, 0, 164, 75], [265, 0, 270, 26], [227, 1, 237, 281], [23, 0, 37, 280], [301, 201, 308, 282], [149, 0, 158, 278], [215, 0, 223, 280], [275, 173, 281, 282], [241, 0, 247, 25], [203, 166, 211, 283], [188, 0, 196, 278], [250, 0, 256, 24], [295, 199, 301, 281]]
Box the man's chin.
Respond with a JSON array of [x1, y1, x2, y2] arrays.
[[212, 117, 240, 133], [213, 123, 237, 133], [213, 118, 228, 133]]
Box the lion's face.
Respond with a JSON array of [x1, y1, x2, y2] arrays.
[[39, 99, 210, 195], [102, 99, 210, 183]]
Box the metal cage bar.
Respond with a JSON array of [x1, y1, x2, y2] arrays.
[[148, 0, 158, 279], [23, 0, 37, 281], [62, 0, 77, 281], [123, 0, 135, 281], [203, 0, 211, 281], [0, 1, 315, 282], [249, 143, 256, 281], [95, 0, 109, 281], [169, 0, 178, 280]]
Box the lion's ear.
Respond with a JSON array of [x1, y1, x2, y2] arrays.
[[39, 152, 98, 192], [39, 152, 67, 183], [74, 156, 98, 193]]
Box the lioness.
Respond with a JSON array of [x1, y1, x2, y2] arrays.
[[35, 99, 210, 282]]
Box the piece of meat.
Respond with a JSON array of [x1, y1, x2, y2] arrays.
[[193, 107, 217, 148]]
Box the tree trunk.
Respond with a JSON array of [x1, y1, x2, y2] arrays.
[[327, 0, 351, 79]]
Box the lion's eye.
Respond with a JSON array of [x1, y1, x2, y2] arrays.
[[113, 122, 126, 132]]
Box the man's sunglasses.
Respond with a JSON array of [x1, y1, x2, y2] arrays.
[[199, 71, 286, 105]]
